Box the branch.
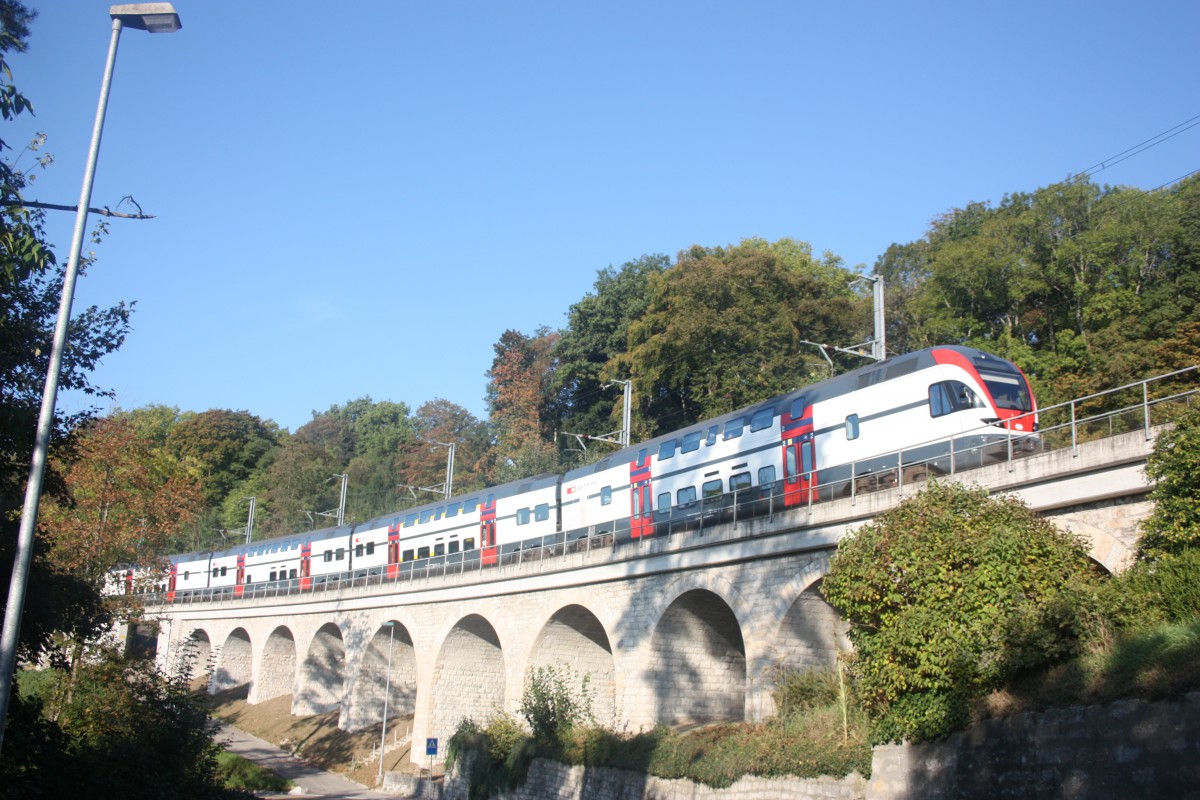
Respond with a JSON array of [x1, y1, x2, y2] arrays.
[[17, 196, 156, 220]]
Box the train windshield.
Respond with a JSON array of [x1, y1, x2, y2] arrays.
[[978, 370, 1032, 412]]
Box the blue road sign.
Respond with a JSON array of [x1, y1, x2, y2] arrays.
[[426, 737, 438, 756]]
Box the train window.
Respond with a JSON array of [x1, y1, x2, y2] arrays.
[[677, 486, 697, 506], [751, 408, 774, 432], [417, 546, 430, 560], [658, 439, 676, 460], [449, 540, 460, 554], [600, 486, 613, 506], [269, 571, 277, 582], [786, 445, 799, 479], [212, 567, 219, 578], [221, 566, 228, 577], [183, 571, 190, 581], [702, 479, 723, 498], [405, 513, 418, 527], [366, 542, 375, 555], [355, 544, 364, 558], [658, 492, 671, 511], [516, 508, 531, 526], [462, 498, 478, 513], [434, 543, 445, 556], [706, 426, 719, 446], [681, 431, 702, 453], [979, 370, 1031, 412], [638, 448, 649, 467], [463, 537, 475, 550], [336, 547, 346, 561], [802, 441, 814, 474], [403, 549, 415, 562], [929, 380, 983, 417], [731, 472, 752, 492], [723, 417, 745, 439], [845, 414, 860, 440], [790, 396, 808, 419], [759, 464, 777, 486], [447, 502, 462, 517], [436, 506, 445, 519], [419, 510, 433, 524], [535, 503, 550, 521], [289, 569, 297, 580]]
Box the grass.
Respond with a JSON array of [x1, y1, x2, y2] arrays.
[[215, 751, 293, 793]]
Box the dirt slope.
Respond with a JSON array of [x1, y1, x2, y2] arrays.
[[204, 686, 420, 788]]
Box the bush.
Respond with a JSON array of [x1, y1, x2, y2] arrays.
[[214, 752, 291, 792], [1139, 405, 1200, 560], [518, 665, 595, 745], [822, 482, 1098, 743], [1101, 548, 1200, 629]]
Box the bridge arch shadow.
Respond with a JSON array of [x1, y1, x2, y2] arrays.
[[212, 627, 252, 693], [343, 620, 417, 733], [295, 621, 346, 716], [527, 604, 617, 726], [431, 614, 505, 742]]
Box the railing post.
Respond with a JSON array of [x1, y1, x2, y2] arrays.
[[1071, 401, 1079, 456], [1143, 380, 1152, 440]]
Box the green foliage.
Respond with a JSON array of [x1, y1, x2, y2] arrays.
[[214, 751, 291, 792], [1100, 547, 1200, 629], [518, 665, 595, 745], [1139, 406, 1200, 560], [821, 482, 1098, 743], [3, 649, 246, 799], [613, 238, 861, 437], [446, 715, 535, 800]]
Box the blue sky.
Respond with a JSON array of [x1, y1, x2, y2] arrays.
[[11, 1, 1199, 432]]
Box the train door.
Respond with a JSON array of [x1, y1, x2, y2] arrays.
[[781, 396, 816, 506], [166, 564, 178, 602], [234, 553, 246, 597], [386, 522, 402, 580], [480, 494, 498, 566], [630, 448, 654, 539], [299, 542, 312, 590]]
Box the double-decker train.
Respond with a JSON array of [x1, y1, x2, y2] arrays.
[[118, 345, 1037, 601]]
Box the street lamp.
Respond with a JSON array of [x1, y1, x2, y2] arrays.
[[0, 3, 182, 753], [377, 621, 397, 786]]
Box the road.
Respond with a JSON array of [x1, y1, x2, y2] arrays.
[[217, 723, 411, 799]]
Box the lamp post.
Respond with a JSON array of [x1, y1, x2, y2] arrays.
[[377, 621, 396, 786], [0, 3, 182, 753]]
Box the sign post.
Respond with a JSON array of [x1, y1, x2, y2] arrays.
[[426, 737, 437, 798]]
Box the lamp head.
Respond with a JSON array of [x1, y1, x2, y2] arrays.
[[109, 3, 182, 33]]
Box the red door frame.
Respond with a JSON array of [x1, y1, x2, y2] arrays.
[[629, 450, 654, 538], [299, 542, 312, 590], [781, 403, 816, 506], [234, 553, 246, 597], [166, 564, 177, 602], [480, 496, 498, 565], [386, 522, 402, 579]]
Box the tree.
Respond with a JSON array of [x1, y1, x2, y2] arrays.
[[167, 409, 279, 507], [611, 238, 860, 438], [39, 417, 203, 593], [821, 482, 1097, 743], [553, 254, 669, 450], [484, 327, 560, 482], [1138, 405, 1200, 561]]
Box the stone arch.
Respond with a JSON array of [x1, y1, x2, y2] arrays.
[[770, 577, 850, 672], [212, 627, 252, 693], [344, 621, 418, 733], [295, 622, 346, 715], [527, 604, 617, 726], [250, 626, 297, 704], [430, 614, 505, 742], [647, 589, 746, 726], [178, 628, 212, 688]]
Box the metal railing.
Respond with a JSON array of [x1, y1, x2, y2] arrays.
[[153, 366, 1197, 607]]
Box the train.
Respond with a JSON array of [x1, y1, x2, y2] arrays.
[[118, 345, 1037, 601]]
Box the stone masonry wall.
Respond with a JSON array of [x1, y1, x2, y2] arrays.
[[434, 694, 1200, 800]]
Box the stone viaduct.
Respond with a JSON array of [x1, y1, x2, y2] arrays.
[[141, 428, 1158, 767]]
